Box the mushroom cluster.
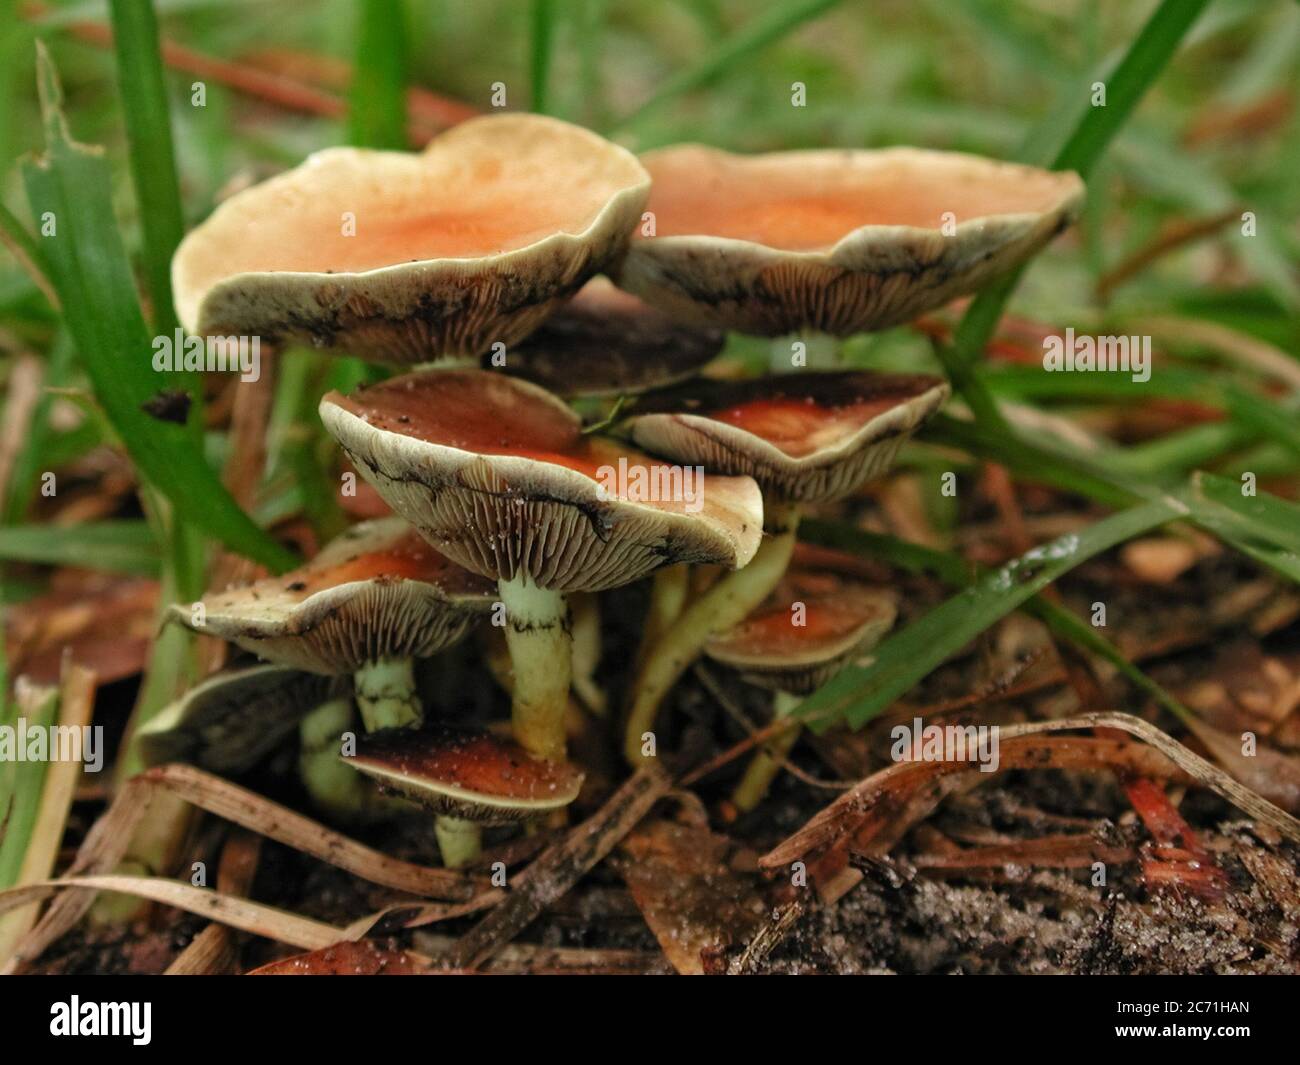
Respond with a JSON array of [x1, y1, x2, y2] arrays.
[[159, 112, 1082, 865]]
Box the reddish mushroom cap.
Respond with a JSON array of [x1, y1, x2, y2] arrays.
[[705, 573, 896, 694], [625, 371, 949, 505], [172, 114, 651, 363], [496, 277, 725, 397], [346, 724, 584, 822], [319, 369, 764, 591], [169, 517, 495, 674], [618, 144, 1083, 336]]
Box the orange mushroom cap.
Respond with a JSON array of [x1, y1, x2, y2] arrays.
[[172, 114, 650, 363], [618, 144, 1083, 336], [625, 371, 949, 505], [169, 517, 495, 674], [705, 573, 896, 694], [346, 724, 584, 822], [319, 369, 764, 591]]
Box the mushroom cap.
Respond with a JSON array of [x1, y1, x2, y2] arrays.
[[319, 369, 764, 592], [169, 517, 496, 674], [705, 575, 896, 694], [496, 277, 725, 397], [625, 371, 949, 505], [172, 114, 651, 363], [618, 144, 1083, 336], [346, 724, 584, 823], [137, 664, 334, 773]]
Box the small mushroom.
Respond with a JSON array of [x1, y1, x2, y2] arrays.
[[618, 144, 1083, 337], [347, 724, 584, 827], [137, 664, 334, 774], [319, 368, 764, 763], [619, 371, 947, 764], [495, 277, 726, 397], [704, 573, 895, 812], [170, 516, 495, 732], [172, 114, 650, 365], [168, 518, 498, 851]]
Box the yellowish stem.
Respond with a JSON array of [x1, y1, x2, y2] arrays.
[[499, 574, 572, 762], [624, 511, 800, 766], [731, 691, 802, 813]]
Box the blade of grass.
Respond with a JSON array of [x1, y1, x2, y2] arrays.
[[0, 666, 94, 963], [795, 496, 1189, 731], [0, 520, 158, 576], [21, 44, 295, 573], [953, 0, 1213, 369], [349, 0, 408, 149], [108, 0, 184, 338], [800, 518, 1195, 725], [529, 0, 555, 114], [0, 683, 59, 891], [930, 412, 1300, 584], [0, 199, 57, 309], [611, 0, 845, 131]]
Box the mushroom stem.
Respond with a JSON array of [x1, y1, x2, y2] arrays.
[[354, 658, 422, 732], [634, 563, 690, 672], [624, 508, 801, 766], [299, 696, 374, 819], [499, 574, 573, 762], [570, 592, 606, 716], [730, 690, 803, 813], [434, 817, 483, 869]]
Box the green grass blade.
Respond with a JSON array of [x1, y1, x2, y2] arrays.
[[612, 0, 844, 130], [349, 0, 409, 149], [0, 521, 159, 576], [108, 0, 185, 338], [795, 497, 1188, 731], [1053, 0, 1213, 177], [21, 44, 296, 573], [800, 518, 1196, 726], [953, 0, 1212, 368], [530, 0, 555, 114], [0, 686, 58, 890]]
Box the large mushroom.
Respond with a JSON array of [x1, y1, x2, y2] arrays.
[[172, 114, 650, 365], [319, 368, 764, 764], [619, 370, 948, 763], [704, 571, 896, 811], [618, 144, 1083, 343]]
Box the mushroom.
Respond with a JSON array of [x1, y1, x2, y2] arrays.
[[346, 724, 584, 834], [617, 144, 1084, 349], [172, 114, 650, 365], [619, 370, 948, 763], [703, 571, 896, 811], [318, 368, 764, 764], [137, 664, 334, 775], [496, 277, 725, 397], [170, 516, 495, 732], [168, 518, 499, 853]]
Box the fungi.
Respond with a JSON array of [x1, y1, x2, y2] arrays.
[[620, 371, 947, 763], [319, 368, 764, 764], [172, 114, 650, 365]]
